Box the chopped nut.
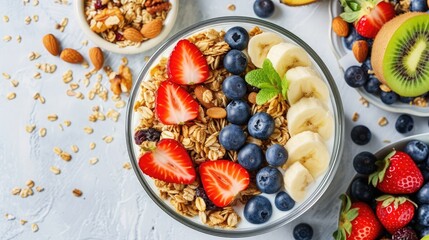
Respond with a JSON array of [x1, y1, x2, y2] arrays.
[[39, 128, 46, 137], [359, 97, 369, 107], [89, 142, 96, 150], [103, 136, 113, 143], [47, 114, 58, 121], [49, 166, 61, 175], [35, 186, 44, 192], [3, 16, 9, 22], [60, 152, 72, 161], [31, 223, 39, 232], [227, 4, 236, 11], [26, 180, 35, 188], [84, 126, 94, 134], [378, 117, 388, 126], [89, 157, 98, 165], [20, 219, 27, 225], [352, 112, 359, 122], [11, 187, 21, 195], [380, 84, 392, 92], [7, 92, 16, 100], [25, 124, 36, 133], [5, 213, 15, 220], [123, 162, 131, 170], [72, 188, 82, 197], [71, 145, 79, 153]]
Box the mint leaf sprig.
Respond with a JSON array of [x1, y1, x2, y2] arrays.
[[245, 59, 288, 105]]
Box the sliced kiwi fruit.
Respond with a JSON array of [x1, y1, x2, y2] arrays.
[[372, 13, 429, 97]]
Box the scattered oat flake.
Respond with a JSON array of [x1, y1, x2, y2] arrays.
[[123, 162, 131, 170], [24, 16, 31, 24], [3, 35, 12, 42], [81, 40, 88, 46], [5, 213, 15, 220], [60, 152, 71, 161], [38, 96, 46, 104], [11, 187, 21, 195], [33, 15, 38, 22], [20, 219, 27, 225], [10, 80, 19, 87], [16, 35, 22, 43], [33, 0, 39, 6], [2, 72, 11, 79], [84, 127, 93, 134], [62, 70, 73, 83], [31, 223, 39, 232], [89, 157, 98, 165], [144, 56, 150, 62], [89, 142, 96, 150], [82, 61, 89, 69], [54, 146, 63, 155], [378, 117, 388, 126], [3, 16, 9, 22], [47, 114, 58, 121], [72, 188, 82, 197], [384, 140, 392, 143], [352, 112, 359, 122], [50, 166, 61, 175], [39, 127, 46, 137], [58, 124, 64, 131], [63, 120, 71, 127], [28, 52, 41, 61], [103, 136, 113, 143], [227, 4, 236, 11], [33, 92, 40, 100], [115, 100, 126, 109], [33, 72, 41, 79], [7, 92, 16, 100], [25, 124, 36, 133], [35, 186, 44, 192], [71, 145, 79, 153], [26, 180, 35, 188], [359, 97, 369, 107]]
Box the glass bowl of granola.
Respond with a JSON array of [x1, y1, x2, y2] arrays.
[[126, 16, 344, 237], [75, 0, 178, 54]]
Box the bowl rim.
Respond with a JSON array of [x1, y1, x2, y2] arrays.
[[328, 1, 429, 117], [125, 16, 345, 237], [74, 0, 179, 55]]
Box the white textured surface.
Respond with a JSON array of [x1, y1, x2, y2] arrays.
[[1, 1, 427, 239]]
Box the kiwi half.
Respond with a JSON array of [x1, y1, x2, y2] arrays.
[[372, 13, 429, 97]]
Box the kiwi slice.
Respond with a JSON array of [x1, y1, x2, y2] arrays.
[[383, 14, 429, 97]]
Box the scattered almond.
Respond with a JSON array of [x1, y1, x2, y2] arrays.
[[60, 48, 84, 64], [206, 107, 227, 119], [89, 47, 104, 70], [123, 27, 144, 42], [42, 34, 60, 56], [194, 85, 214, 108], [352, 40, 368, 63], [332, 16, 349, 37], [140, 19, 163, 39]]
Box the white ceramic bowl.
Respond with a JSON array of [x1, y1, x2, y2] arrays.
[[74, 0, 178, 55]]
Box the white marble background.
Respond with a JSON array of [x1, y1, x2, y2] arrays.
[[1, 0, 428, 239]]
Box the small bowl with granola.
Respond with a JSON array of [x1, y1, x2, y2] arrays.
[[75, 0, 178, 54], [126, 17, 344, 236]]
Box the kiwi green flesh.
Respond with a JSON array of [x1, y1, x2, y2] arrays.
[[383, 15, 429, 97]]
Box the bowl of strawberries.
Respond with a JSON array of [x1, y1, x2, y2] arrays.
[[335, 133, 429, 239]]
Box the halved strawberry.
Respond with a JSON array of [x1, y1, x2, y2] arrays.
[[138, 139, 196, 184], [155, 81, 199, 125], [199, 160, 250, 207], [340, 0, 395, 38], [167, 39, 210, 85]]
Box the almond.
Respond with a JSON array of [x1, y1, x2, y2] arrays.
[[123, 28, 144, 42], [352, 40, 368, 63], [206, 107, 227, 119], [194, 85, 214, 109], [89, 47, 104, 70], [60, 48, 84, 64], [42, 34, 60, 56], [332, 16, 349, 37], [141, 19, 163, 39]]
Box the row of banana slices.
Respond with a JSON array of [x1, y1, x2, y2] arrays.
[[248, 32, 334, 203]]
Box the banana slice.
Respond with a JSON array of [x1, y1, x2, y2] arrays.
[[266, 42, 312, 77], [286, 66, 329, 105], [247, 32, 284, 68], [283, 161, 315, 202], [284, 131, 330, 178], [287, 97, 334, 140]]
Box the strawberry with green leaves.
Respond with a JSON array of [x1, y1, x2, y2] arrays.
[[339, 0, 395, 38], [334, 195, 382, 240], [375, 195, 416, 234], [369, 150, 423, 194]]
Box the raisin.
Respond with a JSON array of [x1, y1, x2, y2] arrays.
[[94, 0, 106, 10], [196, 186, 218, 210], [134, 128, 161, 145]]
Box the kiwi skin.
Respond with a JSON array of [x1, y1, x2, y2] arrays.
[[371, 12, 425, 86]]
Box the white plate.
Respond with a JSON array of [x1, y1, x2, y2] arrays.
[[328, 0, 429, 117]]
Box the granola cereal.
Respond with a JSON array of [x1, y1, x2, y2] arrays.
[[84, 0, 171, 47]]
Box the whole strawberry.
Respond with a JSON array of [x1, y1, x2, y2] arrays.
[[334, 195, 382, 240], [376, 195, 416, 234], [369, 150, 423, 194]]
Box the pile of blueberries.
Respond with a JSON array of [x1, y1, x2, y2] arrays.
[[352, 139, 429, 238], [221, 26, 298, 225]]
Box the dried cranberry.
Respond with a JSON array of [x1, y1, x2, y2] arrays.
[[134, 128, 161, 145], [94, 0, 106, 10], [196, 186, 218, 210], [115, 32, 124, 41]]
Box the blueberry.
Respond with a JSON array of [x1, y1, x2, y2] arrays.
[[265, 144, 288, 167], [243, 195, 272, 224], [344, 66, 368, 88], [343, 27, 365, 50], [395, 114, 414, 134], [380, 91, 399, 105], [293, 223, 313, 240], [226, 100, 251, 125], [399, 96, 415, 104], [223, 49, 248, 75], [353, 151, 377, 174], [364, 76, 381, 94], [238, 143, 264, 171], [350, 177, 377, 203], [351, 125, 371, 145], [224, 26, 249, 51], [417, 183, 429, 204], [253, 0, 275, 18], [222, 75, 247, 100], [256, 166, 283, 194], [417, 225, 429, 238], [218, 124, 246, 150], [275, 191, 295, 211], [248, 112, 275, 140], [411, 0, 428, 11], [418, 204, 429, 226], [361, 58, 373, 74], [419, 163, 429, 182], [405, 140, 429, 163]]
